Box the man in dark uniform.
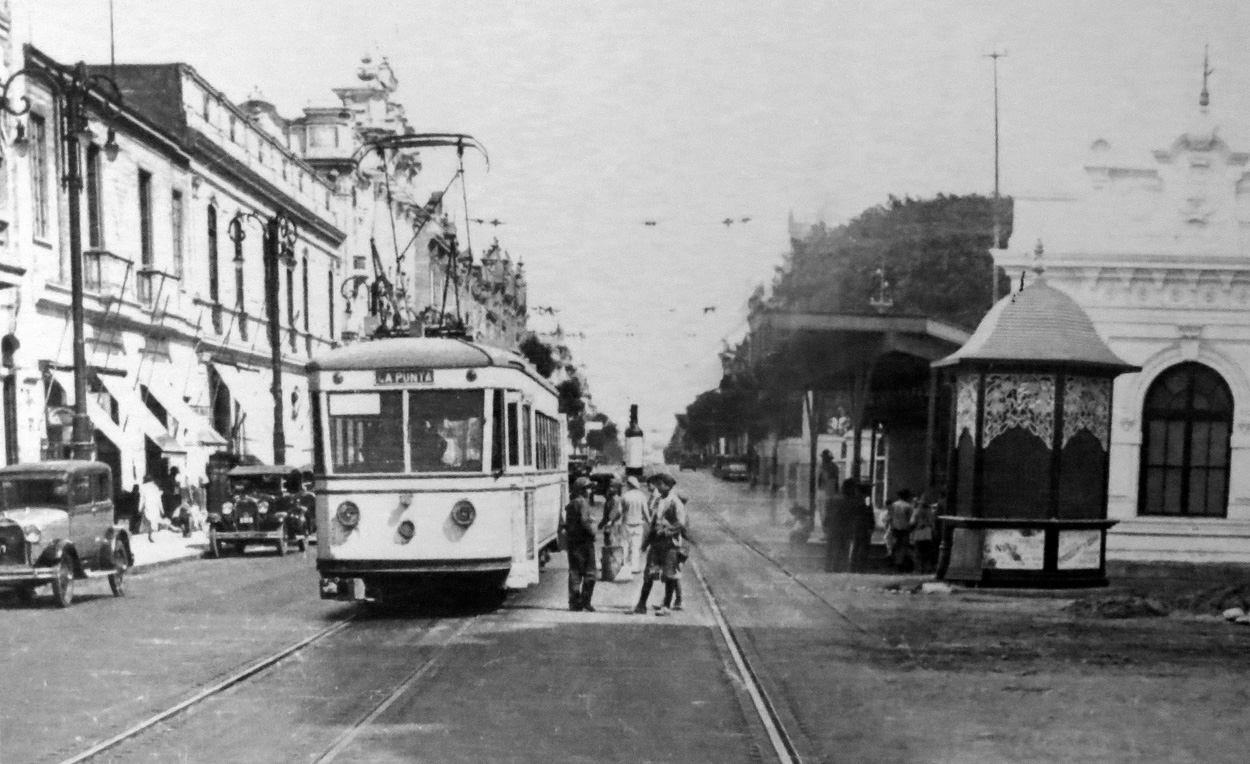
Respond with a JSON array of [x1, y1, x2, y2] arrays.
[[563, 476, 598, 611]]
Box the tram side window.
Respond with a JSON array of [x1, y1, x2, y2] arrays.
[[492, 390, 505, 472], [522, 404, 533, 466], [507, 402, 520, 467], [409, 390, 484, 472], [535, 411, 558, 470], [328, 392, 404, 473]]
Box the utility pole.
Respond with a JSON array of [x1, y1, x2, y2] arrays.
[[985, 50, 1007, 303]]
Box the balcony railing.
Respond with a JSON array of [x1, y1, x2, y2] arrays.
[[84, 249, 134, 298]]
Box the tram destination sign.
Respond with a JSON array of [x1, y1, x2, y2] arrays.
[[375, 367, 435, 385]]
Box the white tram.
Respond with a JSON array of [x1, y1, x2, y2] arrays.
[[307, 337, 567, 601]]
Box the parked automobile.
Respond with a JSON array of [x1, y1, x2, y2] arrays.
[[567, 454, 592, 492], [714, 456, 750, 482], [679, 454, 699, 471], [0, 461, 130, 607], [208, 465, 310, 557], [588, 464, 620, 497]]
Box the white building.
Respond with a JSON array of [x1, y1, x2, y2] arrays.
[[1003, 86, 1250, 562]]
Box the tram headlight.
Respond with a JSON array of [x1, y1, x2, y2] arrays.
[[222, 502, 234, 516], [451, 500, 476, 528], [336, 501, 360, 528], [397, 520, 415, 541]]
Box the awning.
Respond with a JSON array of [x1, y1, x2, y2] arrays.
[[52, 371, 129, 452], [95, 372, 185, 454], [211, 363, 275, 461], [141, 377, 228, 447]]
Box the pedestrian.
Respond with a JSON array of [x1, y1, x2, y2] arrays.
[[599, 479, 625, 581], [887, 488, 915, 571], [116, 483, 140, 532], [911, 491, 938, 574], [620, 475, 650, 576], [816, 449, 838, 541], [138, 473, 166, 543], [823, 478, 858, 572], [633, 473, 686, 616], [560, 476, 598, 612], [849, 481, 875, 573]]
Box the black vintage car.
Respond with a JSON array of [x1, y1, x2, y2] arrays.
[[0, 461, 130, 607], [207, 465, 311, 557]]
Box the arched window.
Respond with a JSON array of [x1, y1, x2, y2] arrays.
[[1139, 362, 1232, 517]]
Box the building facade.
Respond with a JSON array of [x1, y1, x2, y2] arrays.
[[0, 41, 529, 497], [1005, 94, 1250, 562]]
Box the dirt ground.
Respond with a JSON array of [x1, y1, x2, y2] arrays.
[[803, 563, 1250, 763]]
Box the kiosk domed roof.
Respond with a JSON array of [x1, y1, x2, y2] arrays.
[[933, 278, 1136, 371]]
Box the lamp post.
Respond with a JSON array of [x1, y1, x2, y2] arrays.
[[1, 61, 122, 460], [227, 209, 297, 466]]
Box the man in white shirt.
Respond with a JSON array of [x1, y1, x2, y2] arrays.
[[620, 476, 650, 576]]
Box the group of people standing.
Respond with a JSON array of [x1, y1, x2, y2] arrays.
[[562, 472, 689, 616], [884, 488, 938, 573]]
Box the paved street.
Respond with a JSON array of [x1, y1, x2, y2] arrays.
[[5, 471, 1250, 763]]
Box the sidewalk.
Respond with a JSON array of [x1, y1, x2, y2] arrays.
[[128, 528, 209, 571]]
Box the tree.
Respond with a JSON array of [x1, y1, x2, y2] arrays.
[[518, 334, 558, 378], [769, 194, 1012, 329], [557, 377, 587, 443]]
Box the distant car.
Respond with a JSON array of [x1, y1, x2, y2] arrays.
[[588, 465, 620, 496], [0, 460, 130, 607], [715, 458, 750, 482], [567, 455, 592, 491], [679, 455, 699, 471], [208, 465, 310, 557]]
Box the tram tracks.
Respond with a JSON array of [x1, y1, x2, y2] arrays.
[[54, 614, 359, 764]]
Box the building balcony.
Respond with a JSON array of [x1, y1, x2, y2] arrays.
[[84, 249, 135, 300]]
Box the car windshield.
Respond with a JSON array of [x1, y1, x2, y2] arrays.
[[0, 478, 70, 509], [233, 476, 284, 494]]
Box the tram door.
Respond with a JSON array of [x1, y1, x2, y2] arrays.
[[504, 391, 540, 587]]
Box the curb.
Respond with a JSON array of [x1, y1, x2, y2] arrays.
[[130, 550, 207, 574]]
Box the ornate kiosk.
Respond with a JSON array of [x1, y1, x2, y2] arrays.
[[934, 252, 1138, 586]]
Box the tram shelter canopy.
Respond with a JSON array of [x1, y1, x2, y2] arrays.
[[747, 310, 971, 431]]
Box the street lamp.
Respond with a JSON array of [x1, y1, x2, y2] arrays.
[[1, 61, 123, 460], [227, 209, 298, 466]]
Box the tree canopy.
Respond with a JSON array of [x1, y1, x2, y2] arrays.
[[772, 194, 1011, 329], [676, 194, 1012, 452]]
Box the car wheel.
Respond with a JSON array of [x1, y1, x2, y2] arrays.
[[276, 536, 288, 557], [15, 585, 36, 606], [108, 540, 129, 597], [51, 557, 75, 608]]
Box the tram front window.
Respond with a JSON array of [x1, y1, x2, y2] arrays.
[[328, 391, 405, 473], [409, 390, 484, 472]]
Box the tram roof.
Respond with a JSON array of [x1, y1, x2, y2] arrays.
[[307, 337, 555, 393]]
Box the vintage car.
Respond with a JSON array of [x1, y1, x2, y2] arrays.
[[0, 461, 130, 607], [714, 456, 750, 482], [588, 464, 621, 497], [207, 465, 311, 557]]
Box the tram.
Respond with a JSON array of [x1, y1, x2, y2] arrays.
[[307, 336, 567, 602]]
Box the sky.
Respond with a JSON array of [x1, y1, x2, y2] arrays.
[[22, 0, 1250, 446]]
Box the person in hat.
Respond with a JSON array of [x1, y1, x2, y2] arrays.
[[633, 473, 686, 616], [620, 475, 650, 576], [598, 478, 625, 581], [562, 476, 598, 611]]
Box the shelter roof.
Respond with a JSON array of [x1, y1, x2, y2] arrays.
[[933, 279, 1136, 371]]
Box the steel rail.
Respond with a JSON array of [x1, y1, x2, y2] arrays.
[[310, 617, 476, 764], [689, 556, 803, 764], [56, 614, 357, 764], [701, 508, 872, 636]]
